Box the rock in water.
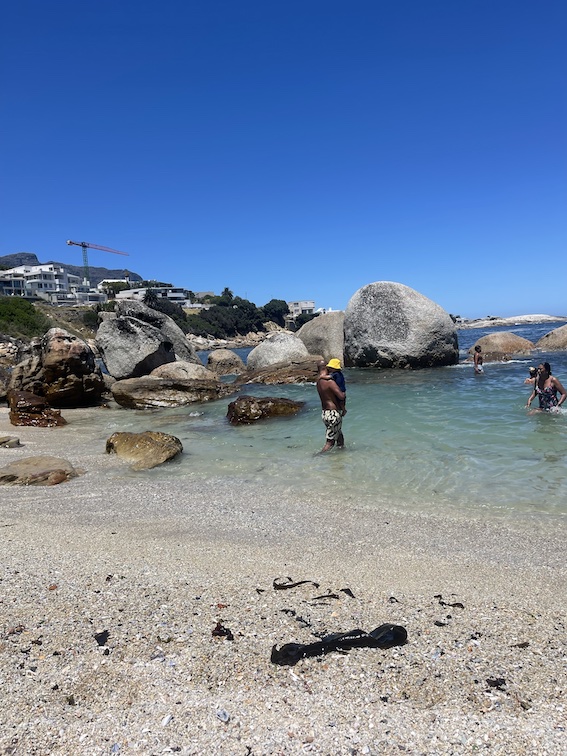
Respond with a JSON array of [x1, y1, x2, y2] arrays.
[[227, 395, 305, 424], [536, 323, 567, 351], [111, 377, 235, 409], [247, 333, 309, 370], [207, 348, 246, 376], [105, 431, 183, 470], [344, 281, 458, 368], [469, 332, 535, 361]]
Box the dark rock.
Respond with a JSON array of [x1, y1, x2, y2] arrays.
[[227, 395, 305, 424], [8, 390, 67, 427], [8, 328, 104, 407]]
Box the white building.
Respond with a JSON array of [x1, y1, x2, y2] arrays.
[[0, 264, 107, 305], [287, 300, 315, 318], [115, 286, 190, 306]]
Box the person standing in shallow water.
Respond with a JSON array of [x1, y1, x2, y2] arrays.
[[526, 362, 566, 412], [473, 345, 484, 374], [316, 362, 346, 453]]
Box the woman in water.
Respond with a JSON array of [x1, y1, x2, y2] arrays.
[[526, 362, 566, 412]]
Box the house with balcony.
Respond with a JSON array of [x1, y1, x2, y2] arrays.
[[0, 264, 107, 304], [287, 300, 315, 318]]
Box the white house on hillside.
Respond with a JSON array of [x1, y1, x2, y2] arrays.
[[287, 300, 315, 318], [0, 264, 107, 304]]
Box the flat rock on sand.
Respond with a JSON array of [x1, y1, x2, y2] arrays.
[[0, 454, 82, 485], [0, 410, 565, 754]]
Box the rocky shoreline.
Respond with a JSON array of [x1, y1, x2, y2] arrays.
[[456, 314, 567, 329], [1, 410, 566, 754]]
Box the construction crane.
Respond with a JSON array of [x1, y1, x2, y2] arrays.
[[66, 239, 129, 286]]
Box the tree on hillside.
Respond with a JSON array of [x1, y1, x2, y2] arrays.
[[295, 312, 319, 329], [262, 299, 289, 327], [104, 281, 131, 298]]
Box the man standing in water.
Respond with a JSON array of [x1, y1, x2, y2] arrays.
[[316, 362, 346, 452]]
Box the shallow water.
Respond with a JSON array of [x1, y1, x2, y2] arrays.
[[70, 323, 567, 522]]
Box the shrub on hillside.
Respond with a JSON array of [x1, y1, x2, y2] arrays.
[[0, 296, 51, 338]]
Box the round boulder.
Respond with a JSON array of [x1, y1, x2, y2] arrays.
[[207, 348, 246, 376], [536, 323, 567, 351], [469, 332, 535, 361], [247, 332, 309, 370], [344, 282, 458, 368], [296, 311, 345, 364]]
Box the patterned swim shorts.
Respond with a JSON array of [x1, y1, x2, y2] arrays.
[[321, 409, 342, 442]]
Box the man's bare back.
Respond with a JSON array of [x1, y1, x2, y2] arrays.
[[317, 373, 345, 410], [316, 365, 346, 451]]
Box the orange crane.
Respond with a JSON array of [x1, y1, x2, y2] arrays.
[[66, 239, 129, 285]]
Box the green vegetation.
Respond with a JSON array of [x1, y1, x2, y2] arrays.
[[295, 311, 319, 329], [141, 286, 290, 339], [0, 296, 51, 338]]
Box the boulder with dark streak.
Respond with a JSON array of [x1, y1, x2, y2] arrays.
[[227, 395, 305, 424]]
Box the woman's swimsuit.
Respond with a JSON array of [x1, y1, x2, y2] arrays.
[[536, 383, 558, 411]]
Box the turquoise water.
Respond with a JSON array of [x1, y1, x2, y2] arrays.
[[74, 323, 567, 521]]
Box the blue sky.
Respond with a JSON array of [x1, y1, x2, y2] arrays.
[[2, 1, 565, 318]]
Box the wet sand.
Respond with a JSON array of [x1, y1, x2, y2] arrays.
[[1, 409, 566, 754]]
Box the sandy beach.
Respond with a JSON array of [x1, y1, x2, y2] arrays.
[[1, 409, 566, 755]]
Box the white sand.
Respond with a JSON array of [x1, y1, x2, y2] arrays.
[[1, 410, 566, 754]]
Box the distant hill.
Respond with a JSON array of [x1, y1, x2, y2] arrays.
[[0, 252, 142, 287]]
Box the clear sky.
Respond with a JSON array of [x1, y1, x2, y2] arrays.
[[2, 1, 565, 318]]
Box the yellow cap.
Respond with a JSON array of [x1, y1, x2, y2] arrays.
[[326, 358, 341, 370]]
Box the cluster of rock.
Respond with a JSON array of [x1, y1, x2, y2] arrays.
[[465, 323, 567, 362], [2, 283, 567, 482]]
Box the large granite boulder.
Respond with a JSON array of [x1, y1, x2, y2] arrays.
[[150, 361, 217, 380], [113, 300, 200, 364], [97, 316, 177, 380], [111, 376, 236, 409], [247, 333, 309, 370], [296, 312, 345, 364], [0, 455, 81, 486], [207, 348, 246, 376], [344, 282, 458, 368], [8, 328, 105, 407], [96, 300, 201, 380], [227, 395, 305, 424], [105, 431, 183, 470], [469, 332, 535, 361], [237, 358, 322, 385], [536, 324, 567, 351], [8, 389, 67, 427]]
